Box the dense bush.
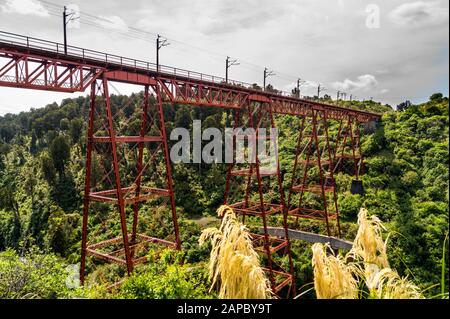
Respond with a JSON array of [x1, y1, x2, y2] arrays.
[[0, 93, 447, 298], [0, 247, 73, 298], [117, 249, 211, 299]]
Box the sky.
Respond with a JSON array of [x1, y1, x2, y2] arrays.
[[0, 0, 448, 115]]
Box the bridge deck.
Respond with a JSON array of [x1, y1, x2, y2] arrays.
[[262, 227, 353, 250], [0, 30, 381, 122]]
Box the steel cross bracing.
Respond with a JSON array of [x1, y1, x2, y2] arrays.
[[223, 99, 296, 298], [0, 49, 103, 92], [0, 31, 383, 296], [287, 110, 341, 238], [333, 115, 365, 179], [80, 77, 181, 284]]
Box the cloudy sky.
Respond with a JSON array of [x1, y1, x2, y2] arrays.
[[0, 0, 448, 115]]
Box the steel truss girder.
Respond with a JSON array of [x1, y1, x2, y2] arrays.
[[0, 49, 103, 92], [0, 34, 380, 122], [157, 77, 248, 109], [270, 98, 377, 122], [156, 77, 380, 122], [156, 78, 379, 122]]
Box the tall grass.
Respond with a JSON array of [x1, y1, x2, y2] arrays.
[[369, 268, 422, 299], [199, 205, 272, 299], [311, 243, 358, 299], [350, 208, 389, 290], [312, 208, 423, 299]]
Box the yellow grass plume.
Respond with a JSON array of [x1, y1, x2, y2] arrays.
[[199, 205, 271, 299], [349, 208, 389, 289], [311, 243, 358, 299], [312, 208, 423, 299], [371, 268, 423, 299]]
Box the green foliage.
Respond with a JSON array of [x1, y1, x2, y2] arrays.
[[44, 209, 80, 257], [41, 152, 57, 183], [338, 193, 364, 220], [50, 173, 80, 212], [69, 118, 84, 144], [0, 92, 447, 299], [0, 210, 21, 250], [49, 135, 70, 175], [0, 247, 73, 299], [356, 94, 449, 294], [117, 249, 211, 299]]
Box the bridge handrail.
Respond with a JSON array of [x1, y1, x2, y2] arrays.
[[0, 31, 255, 88], [0, 30, 382, 120], [0, 31, 317, 97]]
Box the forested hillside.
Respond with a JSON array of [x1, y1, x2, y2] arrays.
[[0, 92, 448, 298]]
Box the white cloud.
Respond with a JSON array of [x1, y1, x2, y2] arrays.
[[0, 0, 448, 112], [0, 0, 49, 17], [380, 89, 390, 95], [98, 15, 128, 32], [332, 74, 378, 92], [389, 1, 449, 28]]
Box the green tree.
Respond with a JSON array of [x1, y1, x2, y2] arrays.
[[41, 153, 57, 184], [49, 135, 70, 175], [69, 118, 84, 144], [429, 93, 443, 103], [60, 118, 70, 131]]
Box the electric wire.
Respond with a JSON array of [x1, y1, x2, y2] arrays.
[[2, 0, 373, 100]]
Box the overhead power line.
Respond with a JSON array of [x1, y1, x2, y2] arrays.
[[33, 0, 370, 100]]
